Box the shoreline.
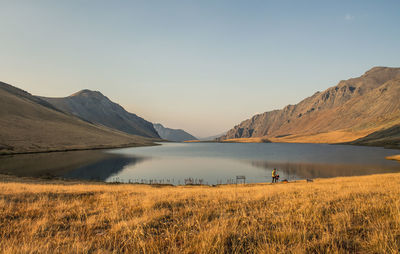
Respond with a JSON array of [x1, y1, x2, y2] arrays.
[[0, 141, 162, 156], [3, 139, 398, 157], [188, 139, 400, 151], [0, 171, 399, 187]]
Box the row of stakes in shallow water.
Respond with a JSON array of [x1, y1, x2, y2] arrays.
[[109, 176, 247, 186]]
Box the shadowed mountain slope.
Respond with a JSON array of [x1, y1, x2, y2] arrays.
[[0, 82, 156, 154], [153, 123, 197, 142], [219, 67, 400, 144], [349, 124, 400, 149], [40, 90, 160, 138]]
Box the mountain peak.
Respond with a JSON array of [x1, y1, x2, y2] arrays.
[[366, 66, 388, 72], [70, 89, 104, 98], [41, 90, 160, 138], [364, 66, 400, 76], [153, 123, 197, 141]]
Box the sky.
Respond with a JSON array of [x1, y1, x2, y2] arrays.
[[1, 0, 399, 137]]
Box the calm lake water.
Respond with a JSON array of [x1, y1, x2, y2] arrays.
[[1, 142, 399, 185]]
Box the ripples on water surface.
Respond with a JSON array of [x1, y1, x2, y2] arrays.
[[0, 143, 399, 185]]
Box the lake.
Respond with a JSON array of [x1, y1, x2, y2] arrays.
[[0, 142, 399, 185]]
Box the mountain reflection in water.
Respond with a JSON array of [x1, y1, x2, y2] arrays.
[[0, 150, 147, 181], [1, 143, 399, 185], [249, 160, 400, 180], [63, 156, 146, 181]]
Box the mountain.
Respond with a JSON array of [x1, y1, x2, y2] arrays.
[[153, 123, 197, 142], [349, 124, 400, 149], [219, 67, 400, 144], [40, 90, 160, 138], [198, 132, 227, 141], [0, 82, 156, 154]]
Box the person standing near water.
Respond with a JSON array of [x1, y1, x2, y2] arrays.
[[272, 168, 277, 183]]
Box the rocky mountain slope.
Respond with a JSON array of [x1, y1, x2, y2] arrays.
[[0, 82, 156, 154], [219, 67, 400, 144], [153, 123, 197, 142], [40, 90, 160, 138]]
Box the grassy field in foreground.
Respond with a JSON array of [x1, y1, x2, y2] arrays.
[[0, 174, 399, 253]]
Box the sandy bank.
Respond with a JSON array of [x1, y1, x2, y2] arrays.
[[386, 154, 400, 162]]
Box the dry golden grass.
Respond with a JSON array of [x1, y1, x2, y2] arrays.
[[270, 129, 377, 144], [222, 116, 400, 145], [223, 128, 383, 144], [386, 155, 400, 162], [220, 130, 376, 144], [0, 174, 399, 253]]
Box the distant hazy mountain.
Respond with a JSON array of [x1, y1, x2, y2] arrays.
[[153, 123, 197, 142], [199, 132, 227, 141], [40, 90, 160, 138], [0, 82, 155, 154], [219, 67, 400, 144]]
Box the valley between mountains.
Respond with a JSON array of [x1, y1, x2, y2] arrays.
[[0, 83, 195, 154], [1, 66, 399, 155]]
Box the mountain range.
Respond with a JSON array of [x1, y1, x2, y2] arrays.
[[1, 66, 399, 153], [219, 67, 400, 148], [153, 123, 197, 142], [0, 82, 158, 154]]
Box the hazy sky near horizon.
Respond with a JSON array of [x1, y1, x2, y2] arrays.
[[1, 1, 399, 137]]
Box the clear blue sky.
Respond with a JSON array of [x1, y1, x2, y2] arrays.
[[1, 0, 399, 137]]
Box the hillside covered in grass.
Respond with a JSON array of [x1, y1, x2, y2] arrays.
[[0, 173, 399, 253], [0, 82, 158, 154]]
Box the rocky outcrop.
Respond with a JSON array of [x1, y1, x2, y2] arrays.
[[219, 67, 400, 142], [40, 90, 160, 138], [153, 123, 197, 142]]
